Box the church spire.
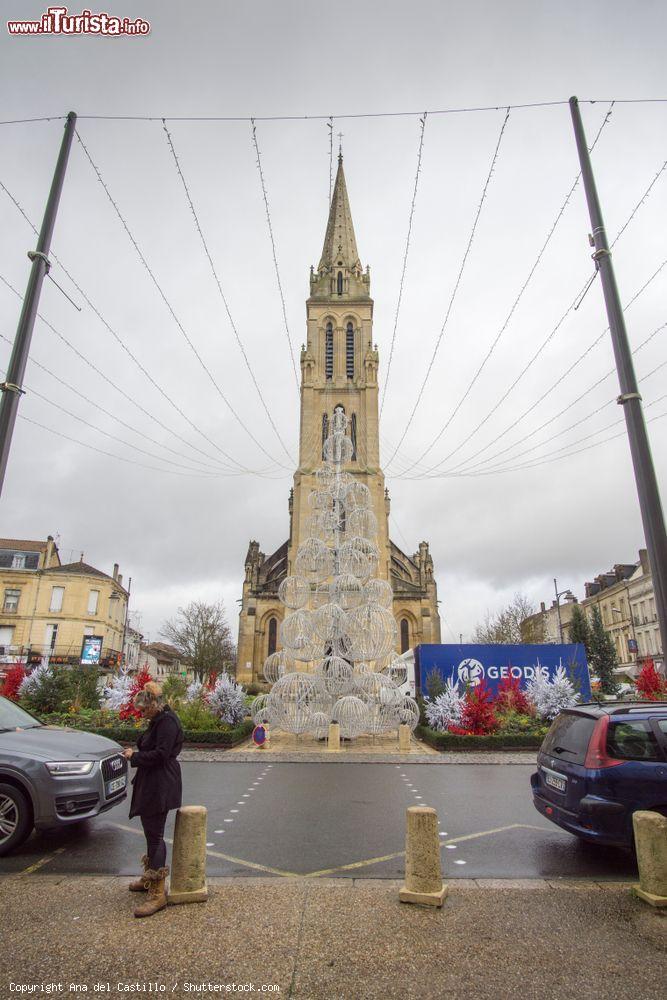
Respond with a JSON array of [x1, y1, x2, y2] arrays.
[[310, 155, 370, 301], [318, 154, 362, 274]]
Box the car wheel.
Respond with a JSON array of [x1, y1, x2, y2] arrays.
[[0, 783, 33, 856]]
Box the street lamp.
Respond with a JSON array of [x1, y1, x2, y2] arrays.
[[554, 579, 575, 643]]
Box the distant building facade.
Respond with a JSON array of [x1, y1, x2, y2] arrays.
[[0, 535, 128, 669], [237, 155, 441, 684]]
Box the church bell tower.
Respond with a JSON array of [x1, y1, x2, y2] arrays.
[[237, 155, 440, 684]]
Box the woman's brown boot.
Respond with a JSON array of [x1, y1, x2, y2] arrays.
[[133, 867, 169, 918], [128, 855, 150, 892]]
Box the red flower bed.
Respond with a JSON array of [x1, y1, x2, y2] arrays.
[[635, 660, 667, 701], [459, 680, 499, 735], [493, 675, 532, 716], [118, 666, 152, 720], [0, 664, 27, 700]]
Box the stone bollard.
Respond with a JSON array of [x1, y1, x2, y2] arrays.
[[399, 723, 411, 753], [632, 810, 667, 907], [327, 721, 341, 752], [168, 805, 209, 905], [399, 805, 448, 907]]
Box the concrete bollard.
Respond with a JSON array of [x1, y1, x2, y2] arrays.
[[327, 721, 341, 752], [632, 810, 667, 907], [399, 723, 411, 753], [399, 805, 448, 907], [168, 805, 209, 905]]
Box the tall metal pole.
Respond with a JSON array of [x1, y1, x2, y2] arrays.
[[0, 111, 77, 496], [554, 578, 564, 643], [569, 96, 667, 670]]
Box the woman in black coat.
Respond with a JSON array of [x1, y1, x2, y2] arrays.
[[121, 681, 183, 918]]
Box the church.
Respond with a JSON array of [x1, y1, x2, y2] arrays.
[[236, 155, 441, 684]]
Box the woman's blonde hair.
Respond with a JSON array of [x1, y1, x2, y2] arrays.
[[134, 681, 165, 710]]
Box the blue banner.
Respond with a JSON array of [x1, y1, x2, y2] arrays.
[[414, 643, 591, 700]]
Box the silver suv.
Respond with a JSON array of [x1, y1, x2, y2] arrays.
[[0, 695, 128, 856]]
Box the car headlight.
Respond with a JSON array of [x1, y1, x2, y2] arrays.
[[45, 761, 95, 776]]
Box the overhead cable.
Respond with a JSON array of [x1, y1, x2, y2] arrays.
[[74, 128, 289, 473], [161, 119, 295, 464], [384, 107, 511, 468], [250, 118, 300, 391], [380, 111, 427, 417]]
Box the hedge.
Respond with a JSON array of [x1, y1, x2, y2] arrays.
[[416, 724, 547, 752], [40, 715, 254, 748]]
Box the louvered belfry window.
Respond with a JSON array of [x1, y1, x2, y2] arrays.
[[325, 322, 334, 380], [346, 322, 354, 379]]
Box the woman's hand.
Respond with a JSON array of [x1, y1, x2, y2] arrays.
[[122, 748, 134, 759]]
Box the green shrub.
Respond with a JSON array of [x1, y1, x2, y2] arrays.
[[162, 675, 188, 704], [416, 724, 547, 751], [64, 664, 101, 712], [176, 699, 223, 732]]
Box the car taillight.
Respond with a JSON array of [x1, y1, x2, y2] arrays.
[[584, 716, 624, 769]]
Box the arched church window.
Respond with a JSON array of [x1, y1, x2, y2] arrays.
[[337, 271, 343, 295], [351, 413, 357, 462], [268, 617, 277, 656], [400, 618, 410, 654], [346, 322, 354, 379], [321, 413, 329, 460], [325, 322, 333, 380]]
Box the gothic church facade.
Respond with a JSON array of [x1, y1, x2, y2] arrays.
[[237, 156, 440, 683]]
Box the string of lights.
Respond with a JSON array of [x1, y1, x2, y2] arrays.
[[391, 102, 615, 475], [425, 255, 667, 479], [380, 111, 427, 417], [3, 97, 662, 127], [446, 320, 667, 476], [463, 397, 667, 478], [74, 127, 289, 474], [0, 328, 238, 474], [384, 107, 512, 468], [0, 268, 240, 473], [0, 181, 280, 475], [250, 118, 300, 391], [161, 119, 295, 464]]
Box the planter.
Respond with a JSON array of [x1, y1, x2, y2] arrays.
[[38, 714, 254, 749], [416, 724, 547, 752]]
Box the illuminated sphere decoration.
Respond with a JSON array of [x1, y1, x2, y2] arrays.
[[347, 507, 378, 540], [310, 711, 331, 741], [315, 655, 354, 696], [251, 694, 272, 725], [323, 432, 354, 465], [279, 610, 315, 656], [294, 537, 334, 583], [329, 573, 366, 611], [263, 650, 291, 685], [278, 575, 310, 610], [364, 578, 393, 609], [397, 696, 420, 732], [382, 658, 408, 687], [344, 480, 372, 511], [331, 695, 369, 739]]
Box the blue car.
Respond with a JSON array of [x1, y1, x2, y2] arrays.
[[531, 701, 667, 848]]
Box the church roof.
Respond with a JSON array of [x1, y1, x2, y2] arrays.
[[318, 155, 362, 273]]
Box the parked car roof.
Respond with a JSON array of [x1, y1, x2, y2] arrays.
[[566, 700, 667, 717]]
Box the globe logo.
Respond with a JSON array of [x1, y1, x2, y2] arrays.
[[457, 658, 485, 687]]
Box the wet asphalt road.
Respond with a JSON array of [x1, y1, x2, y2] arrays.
[[0, 762, 638, 879]]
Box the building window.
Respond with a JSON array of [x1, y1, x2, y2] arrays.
[[325, 322, 333, 380], [268, 617, 277, 656], [45, 623, 58, 652], [49, 586, 64, 612], [3, 589, 20, 613], [11, 554, 26, 569], [337, 271, 343, 295], [0, 625, 15, 648], [400, 618, 410, 654], [346, 322, 354, 379], [351, 413, 357, 461], [321, 413, 329, 460], [88, 590, 100, 615]]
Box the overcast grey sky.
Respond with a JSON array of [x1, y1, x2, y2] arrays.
[[1, 0, 666, 645]]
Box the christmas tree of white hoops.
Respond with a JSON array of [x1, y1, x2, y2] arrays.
[[251, 406, 419, 740]]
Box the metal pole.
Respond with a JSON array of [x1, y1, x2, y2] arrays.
[[569, 96, 667, 669], [0, 111, 77, 496], [554, 578, 563, 643]]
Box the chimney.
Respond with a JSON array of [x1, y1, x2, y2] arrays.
[[639, 548, 650, 575], [113, 563, 119, 581], [117, 573, 123, 587], [45, 535, 54, 568], [540, 601, 546, 613]]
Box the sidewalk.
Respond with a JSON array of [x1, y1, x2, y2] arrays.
[[1, 875, 664, 998]]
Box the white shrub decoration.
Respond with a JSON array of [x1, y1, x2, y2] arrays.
[[425, 679, 464, 732], [185, 679, 204, 703], [526, 665, 579, 721], [206, 672, 247, 725], [102, 666, 134, 711], [18, 661, 54, 700]]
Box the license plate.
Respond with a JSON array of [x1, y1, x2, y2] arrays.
[[106, 775, 126, 795], [544, 771, 567, 793]]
